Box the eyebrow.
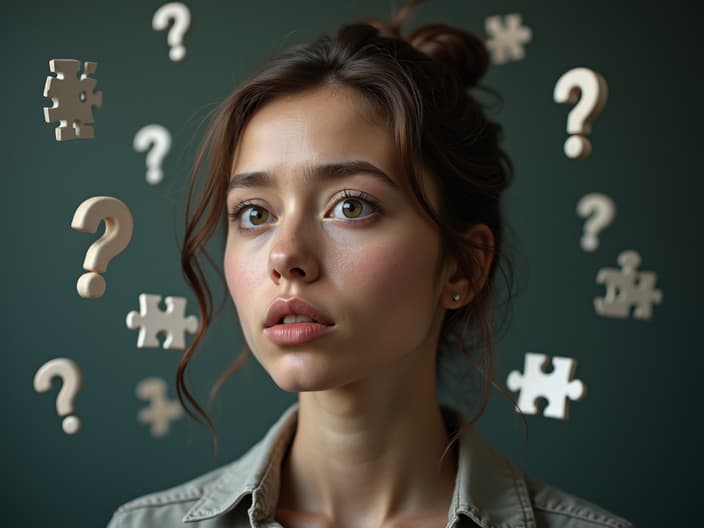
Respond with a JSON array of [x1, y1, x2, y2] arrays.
[[228, 160, 397, 193]]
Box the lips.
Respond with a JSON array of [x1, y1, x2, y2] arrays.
[[264, 297, 334, 329]]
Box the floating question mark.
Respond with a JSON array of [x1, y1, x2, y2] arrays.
[[33, 358, 83, 434], [577, 193, 616, 252], [133, 125, 172, 185], [553, 67, 608, 159], [152, 2, 191, 61], [71, 196, 134, 299]]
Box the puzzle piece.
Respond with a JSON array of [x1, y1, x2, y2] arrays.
[[136, 377, 182, 437], [126, 294, 198, 349], [507, 353, 586, 419], [43, 59, 103, 141], [595, 250, 662, 319], [485, 14, 532, 64]]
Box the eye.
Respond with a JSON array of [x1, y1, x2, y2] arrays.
[[229, 202, 274, 230], [244, 206, 270, 226], [330, 191, 379, 220]]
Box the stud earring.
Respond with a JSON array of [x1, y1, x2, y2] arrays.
[[451, 293, 461, 302]]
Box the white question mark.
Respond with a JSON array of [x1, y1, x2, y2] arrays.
[[133, 125, 172, 185], [71, 196, 134, 299], [577, 193, 616, 252], [33, 358, 83, 434], [553, 67, 608, 159], [152, 2, 191, 62]]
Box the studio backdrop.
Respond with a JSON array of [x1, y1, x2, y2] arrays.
[[3, 1, 699, 526]]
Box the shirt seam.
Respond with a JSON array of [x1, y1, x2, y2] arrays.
[[249, 425, 293, 522], [116, 491, 204, 513], [454, 432, 493, 528], [532, 503, 632, 528], [506, 461, 534, 528], [185, 453, 260, 518], [189, 418, 293, 520]]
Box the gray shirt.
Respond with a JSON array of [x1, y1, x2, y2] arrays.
[[107, 404, 633, 527]]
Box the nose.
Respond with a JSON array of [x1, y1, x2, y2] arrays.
[[268, 219, 321, 285]]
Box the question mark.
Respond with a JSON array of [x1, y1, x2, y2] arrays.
[[152, 2, 191, 62], [71, 196, 134, 299], [133, 125, 172, 185], [553, 67, 608, 159], [577, 193, 616, 252], [33, 358, 83, 434]]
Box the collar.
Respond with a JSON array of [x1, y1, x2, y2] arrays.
[[183, 403, 535, 528]]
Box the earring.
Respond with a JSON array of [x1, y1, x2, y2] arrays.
[[451, 293, 461, 302]]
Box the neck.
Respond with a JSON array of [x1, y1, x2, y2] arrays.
[[277, 352, 458, 528]]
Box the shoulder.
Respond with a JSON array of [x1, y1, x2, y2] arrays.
[[446, 411, 635, 528], [106, 404, 300, 528], [524, 474, 634, 528], [105, 463, 230, 528]]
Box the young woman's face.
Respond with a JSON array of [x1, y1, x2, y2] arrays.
[[224, 85, 453, 392]]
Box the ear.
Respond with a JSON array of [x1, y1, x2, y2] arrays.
[[439, 224, 495, 309]]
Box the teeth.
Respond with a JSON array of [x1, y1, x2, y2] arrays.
[[282, 315, 315, 324]]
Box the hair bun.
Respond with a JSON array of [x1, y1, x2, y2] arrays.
[[406, 24, 489, 88]]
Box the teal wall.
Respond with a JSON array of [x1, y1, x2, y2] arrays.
[[4, 1, 699, 526]]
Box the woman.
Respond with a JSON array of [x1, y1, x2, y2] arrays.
[[108, 2, 633, 527]]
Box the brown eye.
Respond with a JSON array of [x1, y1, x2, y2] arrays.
[[330, 193, 379, 221], [244, 206, 269, 226], [341, 199, 363, 218]]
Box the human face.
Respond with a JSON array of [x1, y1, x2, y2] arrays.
[[224, 85, 451, 392]]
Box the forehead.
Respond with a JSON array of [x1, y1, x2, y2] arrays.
[[231, 85, 400, 177]]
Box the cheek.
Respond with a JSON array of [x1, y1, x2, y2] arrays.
[[224, 243, 264, 311], [331, 229, 441, 311]]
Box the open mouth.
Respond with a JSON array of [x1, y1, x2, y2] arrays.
[[264, 301, 336, 346], [277, 315, 324, 325], [265, 297, 334, 329]]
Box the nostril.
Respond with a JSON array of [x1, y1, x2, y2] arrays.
[[270, 254, 319, 283], [290, 267, 306, 277]]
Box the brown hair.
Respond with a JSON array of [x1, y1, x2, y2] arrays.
[[178, 0, 516, 452]]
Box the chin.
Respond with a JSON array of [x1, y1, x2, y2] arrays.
[[269, 373, 338, 393], [266, 354, 354, 393]]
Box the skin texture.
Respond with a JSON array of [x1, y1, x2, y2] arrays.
[[224, 85, 494, 528]]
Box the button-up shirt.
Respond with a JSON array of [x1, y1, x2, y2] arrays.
[[107, 404, 633, 527]]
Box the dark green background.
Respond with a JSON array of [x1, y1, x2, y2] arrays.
[[3, 1, 699, 526]]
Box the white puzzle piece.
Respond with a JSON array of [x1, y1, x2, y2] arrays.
[[136, 377, 182, 437], [126, 293, 198, 349], [595, 250, 662, 319], [43, 59, 102, 141], [485, 14, 532, 64], [507, 353, 586, 419]]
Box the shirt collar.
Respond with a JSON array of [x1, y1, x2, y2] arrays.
[[442, 406, 535, 527], [183, 403, 534, 528]]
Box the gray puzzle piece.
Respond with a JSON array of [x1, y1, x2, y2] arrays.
[[136, 377, 182, 437], [595, 250, 662, 319]]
